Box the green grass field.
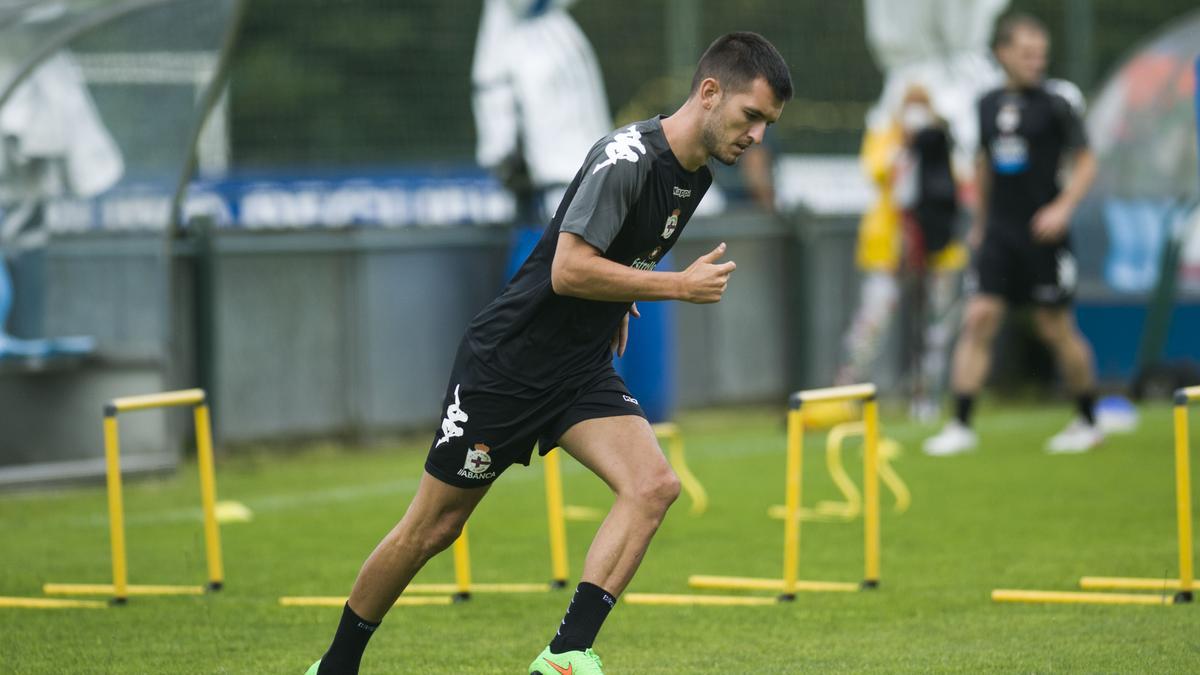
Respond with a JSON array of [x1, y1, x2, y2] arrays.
[[3, 402, 1200, 673]]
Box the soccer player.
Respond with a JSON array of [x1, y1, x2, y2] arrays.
[[923, 13, 1101, 456], [306, 32, 792, 675]]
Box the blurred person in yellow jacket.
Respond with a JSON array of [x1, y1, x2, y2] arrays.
[[836, 84, 967, 421]]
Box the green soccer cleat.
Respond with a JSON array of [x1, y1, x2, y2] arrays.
[[304, 660, 320, 675], [529, 645, 605, 674]]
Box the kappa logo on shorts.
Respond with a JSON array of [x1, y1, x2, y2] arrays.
[[436, 384, 468, 447], [1056, 250, 1078, 292], [458, 443, 497, 481]]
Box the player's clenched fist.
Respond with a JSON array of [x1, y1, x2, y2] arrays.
[[679, 242, 736, 304]]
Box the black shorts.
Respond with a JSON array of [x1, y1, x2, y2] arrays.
[[968, 229, 1077, 307], [424, 343, 646, 488]]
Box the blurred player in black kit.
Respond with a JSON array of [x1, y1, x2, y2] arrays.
[[924, 13, 1101, 456]]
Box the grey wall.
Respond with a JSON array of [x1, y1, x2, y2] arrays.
[[0, 235, 175, 483], [208, 228, 507, 441], [674, 211, 793, 407], [1, 211, 856, 483]]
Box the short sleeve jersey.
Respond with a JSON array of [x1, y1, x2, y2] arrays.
[[464, 116, 713, 387], [978, 79, 1088, 234]]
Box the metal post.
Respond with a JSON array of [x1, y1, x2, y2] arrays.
[[194, 402, 224, 591], [543, 448, 570, 588], [781, 404, 804, 601], [452, 526, 471, 602], [1173, 393, 1194, 603], [102, 412, 128, 604], [862, 398, 881, 588]]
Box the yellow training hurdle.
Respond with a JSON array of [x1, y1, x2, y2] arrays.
[[766, 420, 909, 522], [992, 385, 1199, 606], [683, 384, 883, 602], [45, 389, 224, 605]]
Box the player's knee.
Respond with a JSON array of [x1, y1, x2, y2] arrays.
[[963, 304, 1000, 342], [635, 467, 681, 515], [422, 515, 466, 558]]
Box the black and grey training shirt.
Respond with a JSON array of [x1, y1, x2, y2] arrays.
[[979, 79, 1089, 236], [465, 115, 713, 387]]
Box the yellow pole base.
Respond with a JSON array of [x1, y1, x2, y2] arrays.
[[625, 593, 779, 606], [767, 503, 857, 521], [1079, 576, 1192, 591], [279, 596, 452, 607], [687, 575, 860, 593], [991, 589, 1175, 605], [406, 582, 556, 594], [0, 596, 108, 609], [43, 583, 205, 596]]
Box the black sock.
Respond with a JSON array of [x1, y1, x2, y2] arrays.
[[1077, 392, 1097, 426], [549, 582, 617, 654], [954, 394, 975, 427], [317, 603, 380, 675]]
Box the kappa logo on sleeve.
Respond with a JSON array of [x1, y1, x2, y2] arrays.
[[435, 384, 469, 447], [592, 125, 646, 174]]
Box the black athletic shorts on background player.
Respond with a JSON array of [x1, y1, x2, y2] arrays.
[[424, 341, 645, 488], [971, 228, 1077, 307]]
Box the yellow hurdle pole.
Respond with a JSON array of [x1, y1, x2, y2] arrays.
[[193, 402, 224, 591], [862, 397, 881, 589], [781, 401, 804, 601], [658, 424, 709, 516], [824, 422, 863, 517], [992, 589, 1172, 606], [795, 383, 876, 405], [543, 448, 570, 588], [452, 525, 471, 602], [102, 411, 129, 604], [1173, 391, 1194, 603], [109, 388, 206, 413]]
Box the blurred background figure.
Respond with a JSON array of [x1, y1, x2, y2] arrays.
[[924, 13, 1101, 456], [835, 0, 1006, 418], [470, 0, 612, 281], [834, 84, 966, 422], [0, 48, 117, 360]]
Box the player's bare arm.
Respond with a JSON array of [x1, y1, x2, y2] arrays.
[[552, 231, 735, 304], [1031, 147, 1096, 243]]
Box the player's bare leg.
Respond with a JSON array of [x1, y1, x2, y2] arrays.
[[925, 294, 1005, 455], [1033, 306, 1102, 452], [312, 473, 488, 675], [560, 415, 680, 594], [950, 294, 1006, 395], [348, 473, 489, 619], [529, 415, 680, 674]]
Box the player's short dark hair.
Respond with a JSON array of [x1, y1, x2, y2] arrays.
[[690, 32, 793, 103], [993, 12, 1049, 49]]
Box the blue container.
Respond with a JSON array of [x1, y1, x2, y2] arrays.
[[505, 225, 545, 282], [613, 254, 677, 423], [506, 234, 678, 423]]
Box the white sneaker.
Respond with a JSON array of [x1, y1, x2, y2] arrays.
[[1046, 418, 1103, 454], [923, 421, 978, 456]]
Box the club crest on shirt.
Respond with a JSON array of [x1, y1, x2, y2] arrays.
[[997, 102, 1020, 133], [662, 209, 680, 239]]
